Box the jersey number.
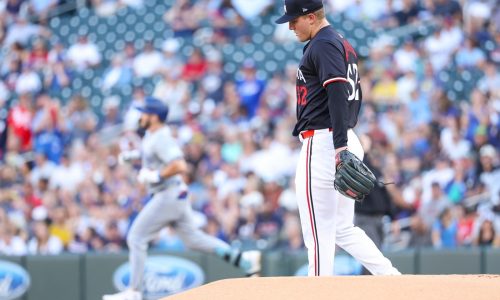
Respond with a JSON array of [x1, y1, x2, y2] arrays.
[[297, 86, 307, 106], [347, 63, 360, 101]]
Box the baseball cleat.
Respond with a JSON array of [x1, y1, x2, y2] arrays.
[[102, 289, 142, 300], [242, 250, 262, 277]]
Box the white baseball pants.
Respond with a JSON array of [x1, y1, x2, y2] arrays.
[[295, 128, 400, 276]]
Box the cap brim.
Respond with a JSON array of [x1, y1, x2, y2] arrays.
[[275, 14, 298, 24]]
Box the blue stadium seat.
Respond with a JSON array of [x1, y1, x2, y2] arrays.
[[262, 41, 275, 54], [252, 33, 265, 45], [224, 62, 237, 74], [260, 24, 274, 36], [50, 16, 60, 28], [252, 50, 266, 63], [70, 16, 81, 28], [232, 51, 245, 63], [242, 43, 256, 55]]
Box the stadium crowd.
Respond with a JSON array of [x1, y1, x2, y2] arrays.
[[0, 0, 499, 256]]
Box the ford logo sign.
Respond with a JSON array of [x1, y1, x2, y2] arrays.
[[113, 255, 204, 299], [295, 255, 362, 276], [0, 260, 31, 299]]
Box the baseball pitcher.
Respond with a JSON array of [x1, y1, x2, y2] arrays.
[[275, 0, 401, 276]]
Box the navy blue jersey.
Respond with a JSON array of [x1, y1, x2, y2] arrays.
[[293, 26, 362, 138]]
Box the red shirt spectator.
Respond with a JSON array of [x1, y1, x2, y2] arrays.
[[7, 94, 33, 151], [182, 48, 207, 82], [28, 40, 49, 70]]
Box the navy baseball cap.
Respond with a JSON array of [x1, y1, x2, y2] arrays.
[[136, 96, 169, 121], [275, 0, 324, 24]]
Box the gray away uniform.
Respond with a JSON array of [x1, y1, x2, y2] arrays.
[[127, 126, 229, 291]]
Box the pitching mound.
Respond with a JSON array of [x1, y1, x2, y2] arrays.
[[165, 275, 500, 300]]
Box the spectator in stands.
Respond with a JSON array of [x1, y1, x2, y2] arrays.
[[456, 204, 476, 247], [393, 0, 421, 26], [7, 93, 33, 153], [160, 38, 183, 73], [393, 39, 419, 75], [473, 219, 499, 247], [0, 220, 27, 256], [28, 39, 48, 70], [211, 0, 250, 42], [122, 87, 145, 131], [455, 37, 486, 69], [98, 96, 122, 130], [231, 0, 273, 21], [4, 0, 26, 21], [181, 47, 207, 82], [235, 59, 265, 119], [132, 41, 162, 78], [410, 182, 450, 247], [152, 68, 190, 124], [49, 152, 84, 192], [43, 60, 71, 92], [164, 0, 204, 37], [67, 35, 101, 71], [48, 205, 73, 249], [28, 0, 58, 21], [64, 94, 98, 142], [429, 0, 461, 19], [31, 94, 64, 163], [15, 63, 42, 95], [47, 40, 66, 64], [432, 207, 458, 248], [27, 219, 64, 255], [478, 144, 500, 206], [3, 16, 50, 48], [102, 54, 132, 92], [29, 152, 56, 187], [355, 135, 410, 256], [477, 62, 500, 96]]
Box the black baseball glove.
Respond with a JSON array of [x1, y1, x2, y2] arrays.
[[334, 150, 377, 202]]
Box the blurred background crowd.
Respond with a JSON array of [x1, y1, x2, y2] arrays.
[[0, 0, 499, 256]]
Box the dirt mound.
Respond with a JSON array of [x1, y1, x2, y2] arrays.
[[165, 275, 500, 300]]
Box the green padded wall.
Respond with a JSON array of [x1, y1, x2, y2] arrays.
[[384, 250, 417, 274], [419, 248, 481, 274], [484, 248, 500, 274], [24, 254, 82, 300]]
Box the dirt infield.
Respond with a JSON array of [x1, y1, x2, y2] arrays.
[[165, 275, 500, 300]]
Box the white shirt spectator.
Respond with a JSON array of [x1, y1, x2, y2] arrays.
[[425, 25, 461, 72], [440, 128, 471, 161], [30, 0, 57, 15], [133, 47, 162, 78], [0, 236, 27, 256], [231, 0, 272, 20], [50, 161, 85, 192], [396, 71, 417, 104], [394, 43, 419, 73], [27, 236, 63, 255], [152, 72, 190, 123], [15, 69, 42, 94], [67, 37, 102, 71], [3, 19, 42, 47], [424, 30, 452, 72], [30, 158, 56, 186]]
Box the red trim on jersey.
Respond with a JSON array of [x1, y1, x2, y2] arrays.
[[305, 137, 319, 276], [323, 77, 348, 87]]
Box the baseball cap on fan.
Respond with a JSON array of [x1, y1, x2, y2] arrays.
[[275, 0, 324, 24]]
